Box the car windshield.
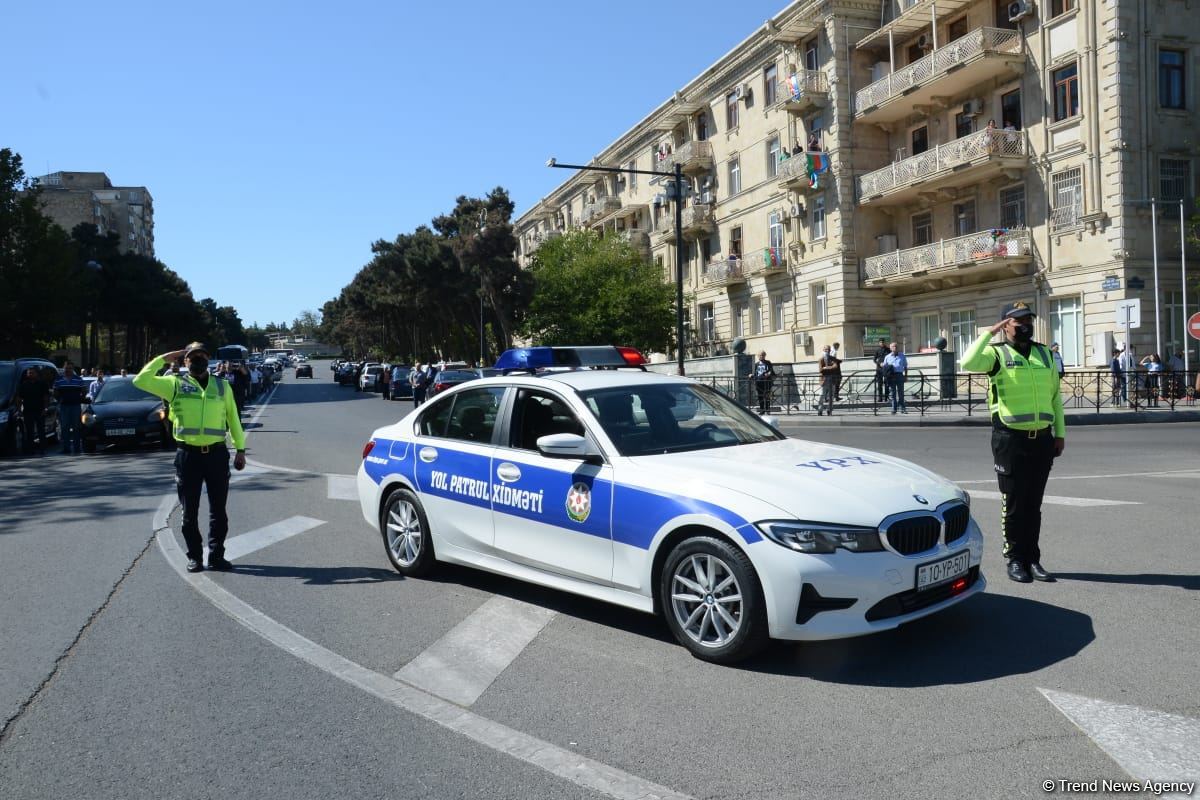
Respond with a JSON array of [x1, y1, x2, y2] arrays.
[[0, 363, 16, 402], [366, 367, 383, 375], [437, 371, 476, 381], [580, 383, 783, 456], [95, 380, 158, 403]]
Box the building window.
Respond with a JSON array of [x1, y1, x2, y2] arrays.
[[730, 226, 743, 259], [728, 157, 741, 196], [726, 91, 740, 130], [995, 0, 1018, 30], [955, 111, 974, 139], [769, 211, 784, 250], [953, 200, 977, 236], [804, 39, 819, 71], [1052, 63, 1080, 122], [696, 113, 709, 142], [628, 160, 637, 190], [1001, 88, 1022, 130], [914, 313, 940, 351], [1050, 168, 1083, 230], [767, 136, 781, 178], [948, 17, 968, 41], [911, 125, 929, 155], [1051, 0, 1076, 16], [764, 64, 777, 106], [750, 297, 762, 334], [1000, 185, 1026, 228], [949, 310, 976, 363], [733, 302, 747, 338], [770, 293, 787, 332], [1160, 159, 1191, 202], [700, 237, 714, 273], [811, 196, 826, 240], [811, 282, 827, 326], [912, 211, 933, 246], [699, 303, 715, 341], [1159, 49, 1186, 109], [807, 114, 824, 149], [1049, 296, 1084, 366]]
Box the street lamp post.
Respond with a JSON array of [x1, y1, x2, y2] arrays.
[[550, 159, 689, 376]]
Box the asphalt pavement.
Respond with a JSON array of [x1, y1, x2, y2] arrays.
[[2, 360, 1197, 800]]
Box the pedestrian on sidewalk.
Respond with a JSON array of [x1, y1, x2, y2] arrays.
[[830, 342, 844, 401], [872, 338, 889, 403], [134, 343, 246, 573], [1050, 343, 1065, 378], [1110, 347, 1127, 406], [816, 345, 839, 416], [16, 367, 49, 455], [749, 351, 776, 413], [53, 363, 87, 455], [961, 301, 1064, 584], [410, 363, 428, 407], [883, 343, 908, 414], [1140, 353, 1163, 407]]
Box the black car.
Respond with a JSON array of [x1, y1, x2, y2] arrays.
[[296, 363, 313, 378], [336, 362, 358, 387], [388, 365, 413, 400], [0, 358, 61, 456], [81, 378, 172, 453], [427, 369, 479, 398]]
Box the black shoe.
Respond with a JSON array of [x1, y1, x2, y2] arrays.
[[208, 556, 233, 571], [1007, 560, 1032, 583], [186, 558, 203, 573], [1029, 562, 1055, 582]]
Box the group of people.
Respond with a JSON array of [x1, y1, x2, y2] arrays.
[[14, 363, 91, 455], [1110, 347, 1194, 407], [748, 339, 911, 416]]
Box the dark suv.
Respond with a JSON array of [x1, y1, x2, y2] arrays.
[[0, 358, 61, 455]]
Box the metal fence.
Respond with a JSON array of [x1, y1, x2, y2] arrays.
[[694, 369, 1200, 417]]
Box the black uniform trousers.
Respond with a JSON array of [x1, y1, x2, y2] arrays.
[[175, 444, 231, 562], [991, 422, 1055, 565]]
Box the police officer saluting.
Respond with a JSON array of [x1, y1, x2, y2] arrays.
[[962, 302, 1064, 583], [134, 343, 246, 573]]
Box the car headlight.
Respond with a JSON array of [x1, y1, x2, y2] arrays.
[[146, 409, 165, 422], [756, 520, 884, 554], [82, 412, 96, 424]]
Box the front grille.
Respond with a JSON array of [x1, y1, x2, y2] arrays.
[[943, 503, 970, 544], [884, 515, 941, 555], [864, 567, 980, 621]]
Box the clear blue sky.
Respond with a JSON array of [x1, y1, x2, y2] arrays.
[[4, 0, 790, 329]]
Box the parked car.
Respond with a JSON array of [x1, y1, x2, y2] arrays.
[[81, 377, 172, 453], [296, 363, 314, 378], [389, 365, 413, 400], [0, 358, 61, 456], [336, 362, 359, 387], [427, 369, 478, 398], [360, 364, 386, 392]]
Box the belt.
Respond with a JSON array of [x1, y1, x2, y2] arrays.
[[993, 419, 1053, 438], [177, 442, 227, 454]]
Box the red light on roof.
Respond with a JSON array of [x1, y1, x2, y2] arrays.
[[616, 346, 646, 366], [362, 440, 375, 460], [951, 577, 968, 593]]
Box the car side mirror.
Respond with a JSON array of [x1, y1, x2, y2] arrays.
[[759, 413, 779, 429], [537, 433, 602, 462]]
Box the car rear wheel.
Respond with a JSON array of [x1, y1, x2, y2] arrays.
[[660, 536, 768, 663], [381, 488, 436, 577]]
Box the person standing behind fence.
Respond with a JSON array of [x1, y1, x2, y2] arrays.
[[883, 343, 908, 414], [1110, 347, 1126, 406], [816, 345, 840, 416], [872, 338, 889, 403], [1140, 354, 1163, 407], [1050, 343, 1066, 378], [749, 351, 775, 413]]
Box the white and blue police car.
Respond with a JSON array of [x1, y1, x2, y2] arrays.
[[357, 346, 984, 663]]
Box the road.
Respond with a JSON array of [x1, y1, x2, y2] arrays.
[[2, 360, 1197, 800]]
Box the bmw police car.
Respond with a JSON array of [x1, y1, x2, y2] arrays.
[[357, 346, 984, 663]]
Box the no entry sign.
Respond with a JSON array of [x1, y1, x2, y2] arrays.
[[1188, 311, 1200, 341]]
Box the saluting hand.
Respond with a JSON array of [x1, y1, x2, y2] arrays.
[[989, 318, 1015, 337]]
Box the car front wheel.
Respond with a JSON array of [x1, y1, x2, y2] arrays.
[[381, 488, 437, 577], [660, 536, 768, 663]]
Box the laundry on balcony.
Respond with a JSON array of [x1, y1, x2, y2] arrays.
[[807, 153, 831, 188]]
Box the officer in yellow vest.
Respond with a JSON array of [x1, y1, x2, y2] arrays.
[[962, 302, 1065, 584], [134, 343, 246, 573]]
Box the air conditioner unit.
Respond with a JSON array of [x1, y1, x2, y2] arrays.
[[1008, 0, 1034, 22], [962, 99, 984, 116], [780, 206, 791, 220], [734, 84, 745, 100], [790, 203, 803, 217], [740, 82, 752, 102], [917, 34, 932, 50], [653, 194, 667, 205], [793, 331, 812, 347]]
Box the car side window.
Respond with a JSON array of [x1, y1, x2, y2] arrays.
[[440, 387, 505, 444], [510, 389, 585, 451], [417, 397, 454, 438]]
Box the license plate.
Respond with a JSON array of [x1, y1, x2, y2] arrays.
[[916, 550, 970, 591], [106, 427, 136, 436]]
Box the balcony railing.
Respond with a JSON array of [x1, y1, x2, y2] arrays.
[[864, 228, 1031, 281], [582, 196, 621, 224], [620, 228, 651, 249], [681, 204, 715, 235], [854, 28, 1021, 116], [857, 128, 1027, 201], [778, 70, 829, 112], [673, 140, 713, 174], [776, 151, 834, 191], [744, 246, 788, 276], [703, 256, 745, 287]]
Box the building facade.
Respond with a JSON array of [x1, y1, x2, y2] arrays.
[[33, 171, 156, 258], [516, 0, 1199, 368]]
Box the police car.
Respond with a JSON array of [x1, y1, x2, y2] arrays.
[[357, 346, 984, 663]]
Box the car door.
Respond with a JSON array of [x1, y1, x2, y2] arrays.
[[37, 365, 60, 438], [409, 386, 506, 553], [491, 388, 614, 585]]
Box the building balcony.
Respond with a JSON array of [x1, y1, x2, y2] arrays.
[[620, 228, 651, 252], [744, 247, 788, 277], [658, 140, 714, 176], [778, 71, 829, 114], [702, 256, 746, 288], [857, 128, 1028, 207], [680, 204, 715, 238], [582, 196, 621, 225], [777, 151, 836, 193], [863, 227, 1032, 294], [854, 28, 1023, 124]]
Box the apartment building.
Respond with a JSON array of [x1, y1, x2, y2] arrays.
[[516, 0, 1199, 367], [33, 171, 156, 258]]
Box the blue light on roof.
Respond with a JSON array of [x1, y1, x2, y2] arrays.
[[494, 347, 556, 371]]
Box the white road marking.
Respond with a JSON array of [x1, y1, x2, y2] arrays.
[[153, 501, 693, 800], [245, 382, 279, 434], [230, 463, 272, 483], [957, 469, 1200, 485], [967, 490, 1140, 507], [394, 596, 557, 707], [1040, 688, 1200, 792], [327, 474, 358, 500], [222, 515, 325, 561]]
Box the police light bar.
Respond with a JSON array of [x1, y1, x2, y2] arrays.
[[494, 346, 646, 373]]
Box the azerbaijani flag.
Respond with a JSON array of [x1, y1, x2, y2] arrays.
[[807, 153, 831, 188]]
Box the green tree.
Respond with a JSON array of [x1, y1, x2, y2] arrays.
[[291, 309, 321, 339], [519, 229, 674, 353]]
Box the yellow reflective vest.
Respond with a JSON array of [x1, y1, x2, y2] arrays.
[[961, 332, 1065, 437], [133, 355, 246, 449]]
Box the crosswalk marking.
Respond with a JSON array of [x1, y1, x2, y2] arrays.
[[326, 474, 358, 500], [394, 596, 557, 707], [221, 515, 326, 561], [968, 490, 1140, 507]]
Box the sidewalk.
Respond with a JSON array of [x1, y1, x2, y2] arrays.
[[772, 403, 1200, 430]]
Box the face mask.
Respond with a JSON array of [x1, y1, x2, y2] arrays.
[[188, 358, 209, 375], [1012, 323, 1034, 342]]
